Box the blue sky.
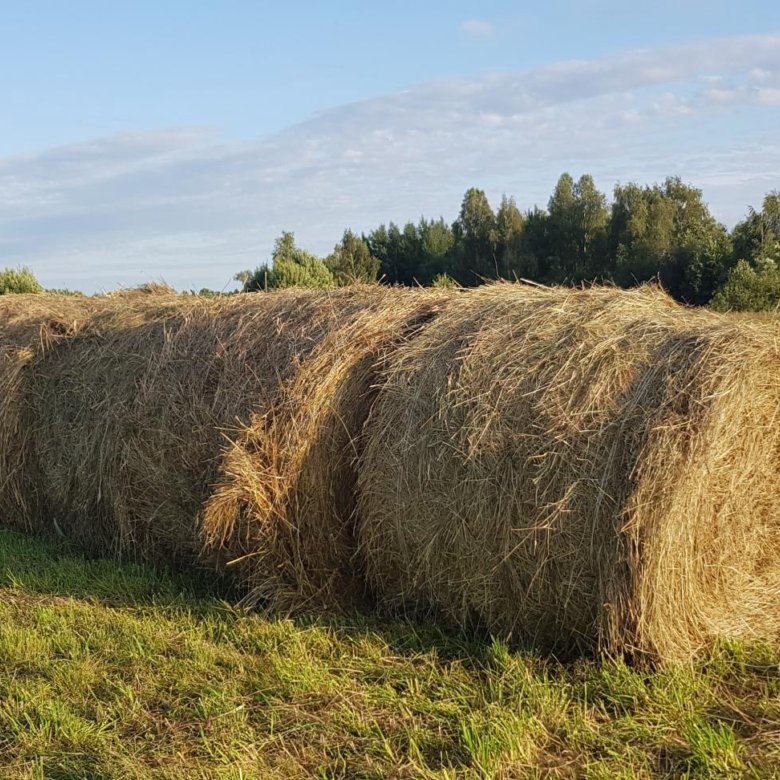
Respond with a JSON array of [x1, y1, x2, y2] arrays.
[[1, 1, 779, 291]]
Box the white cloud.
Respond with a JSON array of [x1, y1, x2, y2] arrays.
[[750, 67, 773, 83], [704, 88, 740, 104], [1, 34, 779, 292], [460, 20, 494, 38], [756, 87, 780, 106]]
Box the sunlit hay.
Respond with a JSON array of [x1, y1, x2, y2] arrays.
[[106, 282, 178, 297], [0, 294, 99, 530], [29, 288, 392, 568], [201, 288, 454, 612], [357, 283, 780, 662]]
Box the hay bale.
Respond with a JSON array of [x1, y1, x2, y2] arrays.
[[357, 283, 780, 661], [201, 287, 453, 611], [28, 288, 389, 567], [28, 291, 201, 559], [0, 294, 99, 529]]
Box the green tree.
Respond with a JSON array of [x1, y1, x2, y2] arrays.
[[367, 219, 456, 285], [452, 187, 497, 283], [492, 196, 525, 279], [610, 182, 673, 282], [546, 174, 609, 283], [237, 232, 334, 291], [368, 223, 413, 285], [610, 178, 732, 303], [512, 207, 548, 281], [325, 229, 380, 285], [573, 175, 610, 279], [0, 267, 43, 294], [731, 192, 780, 267], [545, 173, 578, 280], [400, 222, 424, 282], [711, 258, 780, 312], [419, 217, 455, 284]]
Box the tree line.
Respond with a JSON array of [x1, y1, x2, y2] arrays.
[[2, 173, 778, 311], [235, 174, 780, 312]]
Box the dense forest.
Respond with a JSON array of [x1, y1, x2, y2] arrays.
[[235, 174, 780, 312], [3, 174, 779, 311]]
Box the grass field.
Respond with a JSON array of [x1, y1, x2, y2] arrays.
[[0, 529, 778, 779]]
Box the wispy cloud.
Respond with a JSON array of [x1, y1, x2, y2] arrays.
[[460, 19, 494, 39], [1, 34, 779, 291]]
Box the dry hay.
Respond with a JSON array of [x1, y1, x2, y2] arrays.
[[28, 287, 391, 567], [201, 287, 454, 612], [357, 283, 780, 662], [6, 282, 778, 660], [0, 294, 99, 529]]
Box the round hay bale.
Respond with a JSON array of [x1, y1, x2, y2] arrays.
[[29, 288, 392, 568], [201, 287, 454, 612], [357, 283, 780, 662], [0, 294, 99, 530]]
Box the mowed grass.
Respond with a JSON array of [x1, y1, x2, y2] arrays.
[[0, 530, 778, 779]]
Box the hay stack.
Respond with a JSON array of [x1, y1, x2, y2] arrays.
[[0, 294, 98, 529], [201, 287, 453, 611], [29, 288, 382, 566], [358, 284, 780, 661], [28, 286, 452, 603]]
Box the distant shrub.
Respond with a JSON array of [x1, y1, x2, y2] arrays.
[[238, 233, 335, 291], [0, 267, 43, 295], [46, 288, 85, 297], [711, 258, 780, 312]]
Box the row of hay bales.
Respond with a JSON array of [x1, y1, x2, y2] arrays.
[[1, 283, 778, 662]]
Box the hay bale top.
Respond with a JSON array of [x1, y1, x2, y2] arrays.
[[0, 294, 100, 352]]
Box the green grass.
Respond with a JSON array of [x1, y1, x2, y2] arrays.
[[0, 530, 778, 779]]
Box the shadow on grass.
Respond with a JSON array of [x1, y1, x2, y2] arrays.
[[0, 527, 501, 666], [0, 527, 234, 607]]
